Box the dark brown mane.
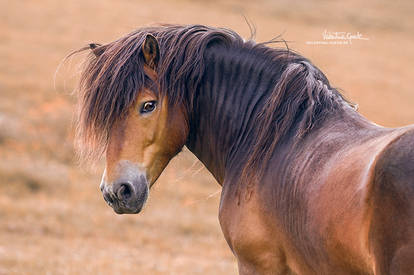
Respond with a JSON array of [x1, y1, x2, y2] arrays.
[[242, 60, 355, 185], [74, 24, 355, 176]]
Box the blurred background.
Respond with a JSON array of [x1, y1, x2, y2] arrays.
[[0, 0, 413, 274]]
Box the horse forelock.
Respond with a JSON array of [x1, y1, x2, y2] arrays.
[[75, 31, 148, 163]]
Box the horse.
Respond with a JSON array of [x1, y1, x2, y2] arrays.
[[74, 25, 414, 274]]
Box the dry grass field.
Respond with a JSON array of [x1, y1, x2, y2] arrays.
[[0, 0, 413, 274]]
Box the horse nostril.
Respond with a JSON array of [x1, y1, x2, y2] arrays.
[[116, 183, 132, 200]]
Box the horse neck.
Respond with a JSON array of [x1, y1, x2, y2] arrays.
[[183, 46, 383, 185], [185, 48, 276, 183]]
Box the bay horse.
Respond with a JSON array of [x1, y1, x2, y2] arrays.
[[74, 25, 414, 274]]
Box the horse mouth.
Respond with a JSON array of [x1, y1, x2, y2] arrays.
[[113, 204, 143, 214], [106, 195, 147, 214]]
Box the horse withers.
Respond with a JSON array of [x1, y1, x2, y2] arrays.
[[74, 25, 414, 274]]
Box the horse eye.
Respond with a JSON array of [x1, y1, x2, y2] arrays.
[[139, 101, 157, 114]]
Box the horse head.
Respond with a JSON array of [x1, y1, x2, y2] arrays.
[[99, 35, 188, 214]]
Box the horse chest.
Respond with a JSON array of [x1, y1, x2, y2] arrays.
[[219, 185, 298, 274]]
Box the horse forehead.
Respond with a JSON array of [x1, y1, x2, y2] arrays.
[[136, 88, 157, 101], [107, 118, 127, 160]]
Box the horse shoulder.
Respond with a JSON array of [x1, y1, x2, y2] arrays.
[[304, 128, 409, 273], [367, 127, 414, 275]]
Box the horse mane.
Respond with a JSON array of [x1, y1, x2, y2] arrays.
[[242, 59, 354, 188], [74, 24, 355, 178]]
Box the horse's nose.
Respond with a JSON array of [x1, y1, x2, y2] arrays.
[[102, 178, 148, 214]]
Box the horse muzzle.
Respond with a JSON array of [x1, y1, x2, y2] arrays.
[[100, 171, 149, 214]]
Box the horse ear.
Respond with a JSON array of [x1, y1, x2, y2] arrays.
[[142, 34, 159, 70], [89, 43, 104, 57]]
